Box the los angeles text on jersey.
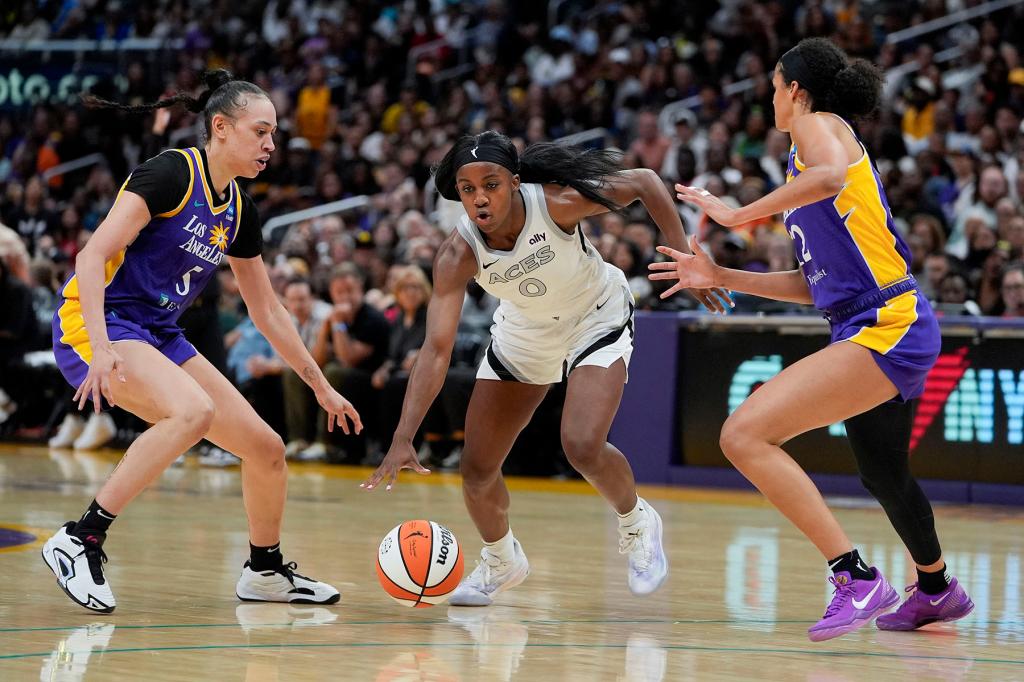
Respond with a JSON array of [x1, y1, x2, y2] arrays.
[[487, 244, 554, 285], [177, 214, 226, 266]]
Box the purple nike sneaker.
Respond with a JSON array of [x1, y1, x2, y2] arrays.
[[876, 577, 974, 631], [807, 568, 899, 642]]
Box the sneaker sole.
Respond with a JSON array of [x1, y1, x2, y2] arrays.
[[41, 544, 115, 614], [876, 599, 976, 631], [808, 588, 899, 642], [236, 590, 341, 605]]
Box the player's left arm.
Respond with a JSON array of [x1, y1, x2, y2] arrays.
[[544, 170, 732, 313], [231, 254, 362, 435], [678, 115, 847, 226]]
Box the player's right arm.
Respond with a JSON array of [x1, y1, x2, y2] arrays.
[[72, 191, 152, 411], [649, 235, 813, 305], [74, 151, 190, 411], [361, 231, 477, 491]]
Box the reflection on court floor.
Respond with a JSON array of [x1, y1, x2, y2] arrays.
[[0, 444, 1021, 681]]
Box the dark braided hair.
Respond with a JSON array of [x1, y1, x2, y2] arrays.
[[778, 38, 883, 121], [83, 69, 268, 141], [433, 131, 624, 212]]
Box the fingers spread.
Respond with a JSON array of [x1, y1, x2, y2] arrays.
[[647, 261, 677, 271]]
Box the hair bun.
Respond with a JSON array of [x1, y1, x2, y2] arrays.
[[186, 69, 235, 113], [821, 59, 882, 120]]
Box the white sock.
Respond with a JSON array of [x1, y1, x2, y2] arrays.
[[483, 528, 515, 563], [617, 496, 646, 528]]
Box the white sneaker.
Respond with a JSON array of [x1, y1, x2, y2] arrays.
[[284, 440, 309, 459], [41, 523, 116, 613], [49, 414, 85, 448], [618, 500, 668, 596], [236, 561, 340, 604], [73, 413, 116, 451], [38, 622, 116, 681], [448, 540, 530, 607], [294, 442, 327, 462], [198, 446, 239, 467]]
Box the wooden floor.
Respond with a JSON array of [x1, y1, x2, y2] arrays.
[[0, 444, 1021, 681]]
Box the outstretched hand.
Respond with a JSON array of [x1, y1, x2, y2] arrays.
[[360, 439, 430, 491], [675, 184, 742, 227], [649, 235, 727, 301], [315, 387, 363, 435]]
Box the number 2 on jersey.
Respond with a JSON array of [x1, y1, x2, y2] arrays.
[[175, 266, 204, 296], [787, 224, 812, 266]]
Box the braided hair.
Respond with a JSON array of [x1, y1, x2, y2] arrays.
[[83, 69, 268, 140]]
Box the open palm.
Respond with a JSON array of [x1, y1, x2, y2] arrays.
[[648, 235, 720, 300]]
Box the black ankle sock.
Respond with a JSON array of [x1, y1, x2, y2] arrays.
[[828, 549, 874, 581], [250, 542, 283, 571], [916, 563, 950, 595], [75, 499, 116, 543]]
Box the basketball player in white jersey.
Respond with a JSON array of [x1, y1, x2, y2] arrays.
[[362, 131, 729, 605]]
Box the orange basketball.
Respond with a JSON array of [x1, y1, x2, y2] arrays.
[[376, 520, 464, 607]]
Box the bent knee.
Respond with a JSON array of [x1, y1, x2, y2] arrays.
[[173, 395, 216, 439], [560, 431, 604, 472], [240, 428, 287, 470], [460, 451, 499, 487], [718, 413, 778, 463]]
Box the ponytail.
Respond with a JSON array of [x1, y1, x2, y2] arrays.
[[83, 69, 267, 138], [519, 143, 623, 212], [433, 131, 624, 212]]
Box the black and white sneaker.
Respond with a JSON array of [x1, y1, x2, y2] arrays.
[[41, 522, 116, 613], [235, 561, 340, 604]]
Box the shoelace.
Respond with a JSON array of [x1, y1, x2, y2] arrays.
[[618, 527, 650, 571], [82, 542, 108, 585], [466, 552, 507, 591], [823, 576, 857, 618], [275, 561, 312, 584]]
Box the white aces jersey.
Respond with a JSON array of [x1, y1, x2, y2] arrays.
[[455, 183, 616, 323]]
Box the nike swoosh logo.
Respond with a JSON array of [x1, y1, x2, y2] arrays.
[[929, 593, 951, 606], [97, 510, 115, 520], [483, 260, 499, 269], [194, 201, 205, 207], [851, 581, 882, 609], [596, 297, 611, 310]]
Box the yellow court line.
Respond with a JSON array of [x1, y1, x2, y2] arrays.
[[293, 462, 771, 508]]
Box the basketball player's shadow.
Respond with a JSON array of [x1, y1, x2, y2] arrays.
[[38, 622, 116, 682], [446, 606, 529, 681]]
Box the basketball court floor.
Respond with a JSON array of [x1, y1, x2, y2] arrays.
[[0, 443, 1021, 680]]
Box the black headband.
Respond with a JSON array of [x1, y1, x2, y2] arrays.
[[780, 47, 833, 99], [453, 140, 519, 175]]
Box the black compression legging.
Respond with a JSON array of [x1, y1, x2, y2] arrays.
[[844, 399, 942, 567]]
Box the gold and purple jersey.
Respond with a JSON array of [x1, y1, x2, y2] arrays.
[[59, 147, 246, 332], [783, 114, 913, 313]]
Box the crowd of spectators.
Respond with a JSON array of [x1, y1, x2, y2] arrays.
[[1, 0, 1023, 461]]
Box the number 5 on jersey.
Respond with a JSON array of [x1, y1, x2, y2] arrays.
[[176, 266, 204, 296]]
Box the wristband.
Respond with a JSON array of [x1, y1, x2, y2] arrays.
[[332, 322, 348, 333]]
